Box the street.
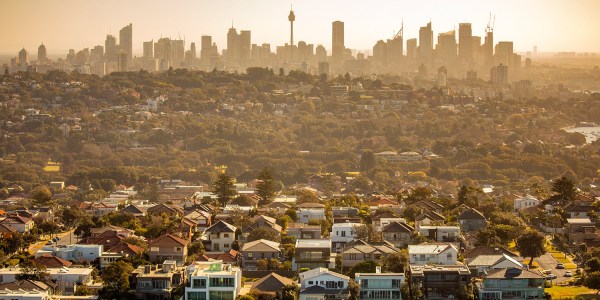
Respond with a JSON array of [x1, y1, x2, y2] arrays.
[[27, 229, 76, 255], [535, 251, 571, 284]]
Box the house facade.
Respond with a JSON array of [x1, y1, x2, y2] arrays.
[[331, 222, 364, 252], [185, 261, 242, 300], [356, 268, 404, 300], [381, 221, 414, 248], [293, 239, 334, 271], [203, 221, 237, 252], [299, 268, 350, 300], [477, 268, 545, 300], [132, 261, 186, 300], [408, 243, 458, 265], [148, 234, 189, 265], [240, 239, 281, 270]]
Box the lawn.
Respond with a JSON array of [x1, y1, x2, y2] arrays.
[[523, 259, 540, 268], [545, 285, 598, 298]]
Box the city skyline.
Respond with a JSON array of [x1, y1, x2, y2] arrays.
[[2, 0, 600, 55]]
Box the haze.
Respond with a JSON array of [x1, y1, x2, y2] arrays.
[[1, 0, 599, 55]]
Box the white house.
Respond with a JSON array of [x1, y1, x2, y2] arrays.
[[36, 244, 103, 262], [297, 208, 326, 224], [299, 268, 350, 300], [417, 226, 461, 243], [185, 261, 242, 300], [356, 267, 404, 300], [0, 266, 94, 295], [467, 253, 524, 275], [203, 221, 237, 252], [331, 222, 364, 252], [373, 217, 406, 232], [408, 243, 458, 265], [514, 195, 540, 212]]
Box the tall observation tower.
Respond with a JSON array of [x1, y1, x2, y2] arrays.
[[288, 7, 295, 61]]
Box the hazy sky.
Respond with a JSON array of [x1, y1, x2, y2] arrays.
[[1, 0, 599, 55]]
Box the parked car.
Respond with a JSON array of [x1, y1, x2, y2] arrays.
[[546, 274, 558, 280], [45, 241, 52, 245], [556, 263, 565, 269], [564, 271, 572, 277]]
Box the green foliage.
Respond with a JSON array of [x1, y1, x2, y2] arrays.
[[348, 260, 379, 278], [212, 173, 237, 206], [516, 230, 547, 268], [99, 260, 135, 299], [381, 250, 408, 273], [256, 167, 277, 205], [551, 176, 577, 202], [583, 271, 600, 293], [28, 185, 52, 205], [246, 227, 279, 243]]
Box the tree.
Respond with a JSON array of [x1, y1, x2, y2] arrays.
[[348, 261, 378, 278], [354, 224, 381, 243], [475, 228, 502, 247], [256, 168, 277, 205], [551, 176, 577, 202], [212, 173, 237, 206], [256, 258, 268, 270], [29, 185, 52, 205], [516, 230, 546, 268], [359, 150, 376, 171], [16, 260, 49, 283], [246, 227, 279, 242], [381, 250, 408, 273], [349, 279, 360, 300], [586, 257, 600, 273], [282, 283, 299, 300], [99, 260, 135, 299], [584, 271, 600, 294]]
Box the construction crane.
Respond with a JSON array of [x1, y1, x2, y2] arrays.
[[486, 13, 495, 33]]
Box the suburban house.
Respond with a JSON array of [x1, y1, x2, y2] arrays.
[[180, 218, 199, 240], [250, 272, 295, 298], [0, 214, 34, 233], [457, 208, 487, 232], [409, 265, 471, 300], [331, 222, 364, 252], [340, 240, 398, 269], [476, 268, 545, 300], [132, 261, 186, 300], [467, 253, 524, 276], [241, 239, 282, 270], [203, 221, 237, 252], [185, 261, 242, 300], [414, 211, 446, 229], [417, 226, 461, 243], [0, 280, 53, 299], [148, 234, 189, 265], [381, 221, 414, 248], [184, 209, 212, 231], [0, 223, 17, 238], [286, 223, 322, 239], [513, 195, 540, 212], [414, 200, 444, 214], [332, 207, 361, 223], [563, 202, 600, 219], [408, 243, 458, 265], [147, 203, 184, 218], [372, 214, 406, 232], [566, 218, 598, 243], [119, 204, 148, 217], [80, 228, 128, 249], [33, 254, 72, 268], [36, 244, 103, 262], [0, 266, 94, 296], [298, 268, 350, 300], [296, 203, 326, 224], [464, 247, 519, 263], [355, 267, 405, 300], [293, 239, 334, 271], [100, 242, 145, 269], [242, 216, 283, 240]]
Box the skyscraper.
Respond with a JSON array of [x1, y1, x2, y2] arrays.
[[154, 37, 173, 70], [171, 39, 185, 67], [119, 23, 133, 61], [201, 35, 213, 67], [387, 34, 403, 68], [143, 40, 154, 60], [239, 30, 251, 62], [418, 22, 433, 67], [436, 30, 457, 66], [332, 21, 344, 67], [105, 34, 117, 62], [406, 38, 417, 62], [37, 43, 47, 63], [316, 45, 327, 63], [227, 27, 238, 65], [483, 25, 494, 68], [373, 40, 387, 68], [458, 23, 472, 63], [18, 48, 29, 65]]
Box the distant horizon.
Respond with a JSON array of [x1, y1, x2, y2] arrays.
[[2, 0, 600, 59]]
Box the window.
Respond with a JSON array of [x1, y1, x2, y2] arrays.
[[308, 281, 314, 285], [214, 244, 220, 251], [193, 279, 206, 288], [248, 253, 253, 258], [209, 291, 234, 300], [175, 247, 182, 252], [365, 254, 370, 259], [447, 253, 452, 260], [188, 292, 207, 300], [224, 244, 230, 249], [224, 233, 229, 238], [362, 279, 369, 288], [150, 247, 159, 252], [341, 231, 346, 237], [210, 277, 234, 287], [349, 254, 356, 260]]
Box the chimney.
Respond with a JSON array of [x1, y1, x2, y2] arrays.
[[375, 266, 381, 274]]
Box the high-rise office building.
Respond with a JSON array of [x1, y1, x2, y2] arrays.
[[406, 38, 417, 62], [315, 45, 327, 63], [490, 63, 508, 84], [37, 44, 47, 63], [154, 37, 173, 70], [227, 27, 238, 65], [373, 40, 387, 68], [67, 49, 76, 65], [387, 34, 403, 68], [458, 23, 472, 63], [117, 51, 128, 72], [190, 42, 197, 60], [494, 41, 513, 65], [105, 34, 117, 62], [200, 35, 215, 67], [239, 30, 251, 62], [436, 30, 457, 66], [483, 27, 494, 68], [418, 22, 433, 67], [90, 45, 104, 63], [171, 39, 185, 67], [119, 23, 133, 61], [18, 48, 29, 65], [143, 40, 154, 60], [332, 21, 344, 67]]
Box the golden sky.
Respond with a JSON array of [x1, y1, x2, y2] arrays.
[[1, 0, 599, 55]]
